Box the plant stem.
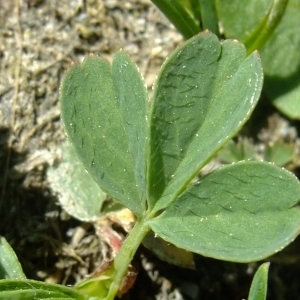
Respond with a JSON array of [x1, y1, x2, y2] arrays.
[[244, 0, 288, 55], [151, 0, 200, 39], [198, 0, 220, 36], [104, 218, 150, 300]]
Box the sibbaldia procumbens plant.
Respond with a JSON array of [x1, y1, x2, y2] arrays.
[[58, 31, 300, 299], [2, 31, 298, 300]]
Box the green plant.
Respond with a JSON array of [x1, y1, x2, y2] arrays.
[[0, 236, 270, 300], [1, 31, 300, 300], [61, 31, 300, 299], [152, 0, 300, 119], [217, 138, 295, 166], [217, 138, 256, 163], [0, 236, 85, 299], [248, 263, 269, 300]]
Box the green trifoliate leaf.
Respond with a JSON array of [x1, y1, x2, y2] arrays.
[[47, 142, 106, 221], [148, 31, 263, 212], [0, 279, 86, 300], [0, 237, 25, 280], [60, 51, 148, 217], [248, 263, 269, 300], [149, 161, 300, 262]]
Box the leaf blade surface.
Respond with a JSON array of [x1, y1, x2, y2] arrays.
[[148, 32, 263, 212], [47, 142, 106, 221], [149, 161, 300, 262], [0, 237, 26, 280], [60, 53, 148, 216], [0, 279, 85, 300], [248, 262, 269, 300]]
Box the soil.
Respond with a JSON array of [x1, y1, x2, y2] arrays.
[[1, 1, 300, 299]]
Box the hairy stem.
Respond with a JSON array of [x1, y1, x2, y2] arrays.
[[104, 217, 150, 300]]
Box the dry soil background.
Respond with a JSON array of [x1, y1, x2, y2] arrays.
[[1, 1, 300, 299]]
